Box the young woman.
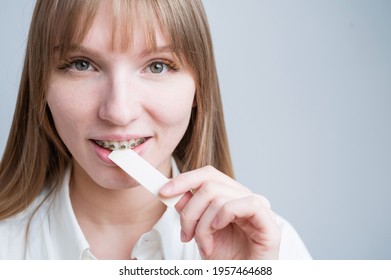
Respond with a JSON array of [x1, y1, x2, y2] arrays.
[[0, 0, 311, 260]]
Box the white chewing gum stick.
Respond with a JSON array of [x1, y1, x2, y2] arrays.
[[108, 149, 182, 208]]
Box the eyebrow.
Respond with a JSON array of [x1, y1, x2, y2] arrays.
[[53, 45, 102, 59], [53, 44, 176, 59], [139, 46, 176, 57]]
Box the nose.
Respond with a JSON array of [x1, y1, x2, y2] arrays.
[[98, 73, 142, 126]]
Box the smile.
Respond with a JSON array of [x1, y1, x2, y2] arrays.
[[94, 137, 147, 151]]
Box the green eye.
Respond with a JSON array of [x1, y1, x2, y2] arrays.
[[149, 62, 167, 74]]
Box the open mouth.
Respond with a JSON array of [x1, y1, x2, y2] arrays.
[[94, 137, 148, 151]]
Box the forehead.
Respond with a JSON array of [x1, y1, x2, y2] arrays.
[[84, 3, 167, 53], [55, 0, 170, 57]]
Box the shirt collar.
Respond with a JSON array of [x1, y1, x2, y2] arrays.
[[48, 158, 185, 260], [48, 167, 91, 259], [131, 158, 185, 259]]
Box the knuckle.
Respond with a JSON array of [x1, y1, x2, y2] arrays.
[[253, 194, 272, 209], [244, 195, 262, 208], [210, 196, 227, 210], [194, 224, 206, 236], [180, 212, 198, 234], [203, 165, 217, 173], [180, 207, 196, 222], [177, 171, 191, 185], [197, 181, 217, 196], [219, 202, 232, 216]]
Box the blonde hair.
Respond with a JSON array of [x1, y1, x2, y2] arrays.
[[0, 0, 233, 220]]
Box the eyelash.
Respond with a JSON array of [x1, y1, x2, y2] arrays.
[[57, 57, 93, 72], [150, 59, 180, 72], [56, 58, 180, 73]]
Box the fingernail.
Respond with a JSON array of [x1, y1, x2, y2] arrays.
[[180, 230, 187, 242], [160, 182, 174, 196]]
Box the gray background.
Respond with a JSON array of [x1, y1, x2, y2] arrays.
[[1, 0, 390, 259]]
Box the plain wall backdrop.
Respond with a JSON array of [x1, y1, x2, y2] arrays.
[[1, 0, 390, 259]]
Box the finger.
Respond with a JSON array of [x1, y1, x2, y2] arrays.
[[174, 191, 193, 213], [192, 197, 228, 257], [159, 165, 248, 197], [179, 181, 247, 242], [254, 194, 272, 210], [211, 197, 281, 259], [212, 196, 279, 239], [210, 197, 281, 260]]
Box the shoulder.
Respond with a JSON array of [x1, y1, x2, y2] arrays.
[[0, 189, 52, 259], [275, 215, 312, 259]]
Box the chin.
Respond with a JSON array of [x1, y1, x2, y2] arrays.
[[95, 169, 140, 190]]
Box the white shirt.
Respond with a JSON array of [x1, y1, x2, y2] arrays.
[[0, 162, 311, 260]]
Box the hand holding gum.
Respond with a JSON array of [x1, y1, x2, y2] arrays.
[[108, 149, 182, 208]]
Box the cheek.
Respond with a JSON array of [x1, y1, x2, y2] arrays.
[[149, 76, 196, 128], [46, 80, 95, 145]]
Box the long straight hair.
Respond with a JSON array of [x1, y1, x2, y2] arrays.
[[0, 0, 233, 220]]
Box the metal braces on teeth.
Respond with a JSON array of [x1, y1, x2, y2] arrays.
[[95, 137, 147, 151]]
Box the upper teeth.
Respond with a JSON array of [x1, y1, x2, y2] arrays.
[[95, 138, 147, 150]]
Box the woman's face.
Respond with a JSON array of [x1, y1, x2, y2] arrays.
[[46, 6, 195, 189]]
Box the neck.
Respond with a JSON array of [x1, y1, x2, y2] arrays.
[[69, 161, 169, 259], [69, 161, 167, 226]]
